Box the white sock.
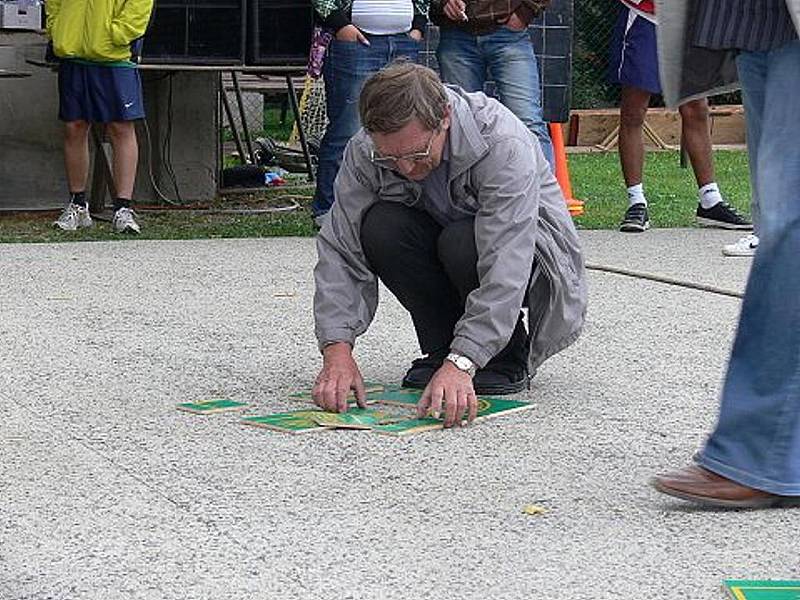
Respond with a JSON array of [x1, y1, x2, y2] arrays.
[[627, 183, 647, 207], [699, 182, 723, 209]]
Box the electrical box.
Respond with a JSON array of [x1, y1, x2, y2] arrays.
[[0, 1, 43, 30]]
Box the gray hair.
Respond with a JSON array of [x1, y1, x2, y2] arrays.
[[359, 60, 448, 134]]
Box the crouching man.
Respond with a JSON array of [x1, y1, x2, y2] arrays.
[[312, 61, 587, 427]]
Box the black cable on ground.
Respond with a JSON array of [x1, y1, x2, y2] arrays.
[[585, 262, 744, 299]]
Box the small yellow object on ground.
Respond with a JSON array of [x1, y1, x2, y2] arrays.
[[521, 504, 547, 516]]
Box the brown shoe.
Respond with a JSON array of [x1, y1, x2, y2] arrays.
[[651, 465, 800, 509]]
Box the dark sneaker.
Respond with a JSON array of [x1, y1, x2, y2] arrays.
[[696, 201, 752, 230], [401, 350, 448, 389], [619, 203, 650, 233], [473, 363, 529, 395]]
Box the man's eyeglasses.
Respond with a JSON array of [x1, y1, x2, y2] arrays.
[[370, 129, 439, 168]]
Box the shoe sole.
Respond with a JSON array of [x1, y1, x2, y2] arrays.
[[696, 217, 753, 230], [400, 377, 428, 390], [473, 379, 529, 395], [619, 221, 650, 233], [722, 249, 756, 257], [650, 478, 800, 509]]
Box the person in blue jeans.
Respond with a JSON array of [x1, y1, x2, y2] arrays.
[[430, 0, 554, 169], [652, 0, 800, 508], [310, 0, 428, 223]]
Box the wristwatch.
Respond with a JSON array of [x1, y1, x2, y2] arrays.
[[446, 352, 477, 378]]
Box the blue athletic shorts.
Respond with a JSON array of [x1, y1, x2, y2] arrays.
[[58, 61, 145, 123], [607, 6, 662, 95]]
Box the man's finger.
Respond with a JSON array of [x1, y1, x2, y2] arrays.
[[455, 388, 468, 426], [417, 385, 432, 418], [467, 389, 478, 423], [335, 381, 350, 413], [443, 387, 457, 428], [353, 377, 367, 409], [357, 31, 370, 46], [430, 384, 444, 421]]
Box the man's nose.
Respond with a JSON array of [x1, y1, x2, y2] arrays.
[[395, 158, 416, 176]]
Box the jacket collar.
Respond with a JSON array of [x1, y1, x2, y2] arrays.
[[443, 86, 490, 180]]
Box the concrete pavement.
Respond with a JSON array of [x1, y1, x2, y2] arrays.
[[2, 229, 794, 600]]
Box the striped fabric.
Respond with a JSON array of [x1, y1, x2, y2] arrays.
[[692, 0, 798, 52], [351, 0, 414, 34]]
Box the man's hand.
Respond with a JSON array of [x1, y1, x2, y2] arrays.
[[408, 29, 423, 41], [505, 11, 528, 31], [336, 24, 370, 45], [313, 342, 367, 413], [417, 361, 478, 428], [443, 0, 469, 22]]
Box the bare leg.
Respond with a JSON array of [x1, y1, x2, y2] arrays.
[[618, 86, 652, 187], [106, 121, 138, 200], [679, 98, 715, 187], [63, 120, 91, 194]]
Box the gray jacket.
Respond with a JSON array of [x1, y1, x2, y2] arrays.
[[313, 86, 587, 373], [656, 0, 800, 107]]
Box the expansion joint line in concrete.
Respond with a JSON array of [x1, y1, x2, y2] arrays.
[[585, 262, 744, 299]]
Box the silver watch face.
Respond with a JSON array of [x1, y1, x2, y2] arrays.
[[455, 356, 473, 370]]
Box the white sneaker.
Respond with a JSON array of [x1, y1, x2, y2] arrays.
[[112, 207, 141, 234], [722, 233, 759, 257], [53, 203, 93, 231]]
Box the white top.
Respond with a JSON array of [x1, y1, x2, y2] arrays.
[[351, 0, 414, 35]]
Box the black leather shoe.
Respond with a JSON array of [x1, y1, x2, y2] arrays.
[[473, 363, 529, 395], [401, 350, 448, 389]]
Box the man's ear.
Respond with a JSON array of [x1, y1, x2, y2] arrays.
[[441, 104, 452, 131]]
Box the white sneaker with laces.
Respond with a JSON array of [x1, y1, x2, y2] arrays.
[[53, 203, 93, 231], [113, 207, 141, 234], [722, 233, 759, 257]]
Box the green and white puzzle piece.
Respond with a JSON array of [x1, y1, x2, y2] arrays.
[[725, 580, 800, 600], [177, 399, 248, 415], [242, 410, 331, 434], [373, 396, 534, 437], [311, 408, 402, 429]]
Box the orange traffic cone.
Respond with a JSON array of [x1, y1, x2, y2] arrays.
[[548, 122, 584, 218]]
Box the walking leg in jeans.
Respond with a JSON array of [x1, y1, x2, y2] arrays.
[[360, 202, 463, 388], [481, 27, 554, 169], [653, 41, 800, 506], [696, 41, 800, 496], [312, 36, 419, 221]]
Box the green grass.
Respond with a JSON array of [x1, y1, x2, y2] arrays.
[[571, 149, 752, 229], [1, 150, 751, 243]]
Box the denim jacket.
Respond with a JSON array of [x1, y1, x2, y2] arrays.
[[313, 86, 587, 374], [312, 0, 429, 34]]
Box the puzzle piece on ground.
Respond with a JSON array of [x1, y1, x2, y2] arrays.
[[241, 407, 400, 434], [724, 580, 800, 600], [373, 396, 534, 437], [242, 410, 330, 434], [177, 399, 248, 415], [310, 408, 403, 430]]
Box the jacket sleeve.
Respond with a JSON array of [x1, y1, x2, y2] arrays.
[[313, 141, 381, 350], [516, 0, 549, 23], [45, 0, 61, 38], [110, 0, 155, 47], [412, 0, 429, 32], [312, 0, 350, 33], [449, 136, 541, 367]]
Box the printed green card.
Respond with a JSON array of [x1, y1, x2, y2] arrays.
[[311, 409, 401, 430], [373, 396, 534, 437], [242, 410, 330, 434], [725, 580, 800, 600], [177, 399, 248, 415]]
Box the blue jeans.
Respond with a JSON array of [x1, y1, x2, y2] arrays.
[[436, 26, 554, 168], [696, 40, 800, 495], [312, 34, 420, 218]]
